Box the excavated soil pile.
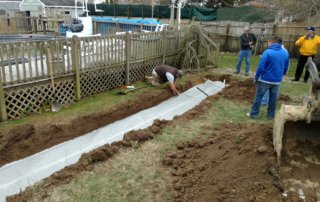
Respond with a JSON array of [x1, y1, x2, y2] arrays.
[[162, 123, 284, 202], [220, 79, 256, 101], [280, 121, 320, 200], [219, 78, 291, 103]]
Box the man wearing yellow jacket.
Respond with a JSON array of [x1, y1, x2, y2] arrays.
[[292, 26, 320, 82]]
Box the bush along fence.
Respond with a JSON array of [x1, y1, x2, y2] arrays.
[[0, 30, 186, 121]]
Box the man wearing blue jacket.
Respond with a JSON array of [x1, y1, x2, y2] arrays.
[[248, 36, 289, 119]]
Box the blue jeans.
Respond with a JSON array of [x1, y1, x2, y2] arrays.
[[261, 89, 280, 105], [235, 49, 251, 73], [250, 82, 280, 118]]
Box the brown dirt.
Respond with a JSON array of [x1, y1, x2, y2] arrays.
[[4, 74, 306, 202], [280, 121, 320, 200], [220, 79, 256, 102], [162, 123, 285, 202]]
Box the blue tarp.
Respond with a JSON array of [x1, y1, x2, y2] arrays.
[[92, 17, 161, 25]]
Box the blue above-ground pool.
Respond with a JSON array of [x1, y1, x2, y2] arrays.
[[92, 17, 161, 25], [92, 17, 161, 34]]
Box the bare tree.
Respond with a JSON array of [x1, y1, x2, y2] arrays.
[[204, 0, 251, 8], [267, 0, 320, 22]]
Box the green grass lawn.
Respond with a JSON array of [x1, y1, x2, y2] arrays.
[[217, 52, 298, 78]]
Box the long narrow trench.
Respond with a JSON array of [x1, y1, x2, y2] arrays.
[[0, 79, 226, 201]]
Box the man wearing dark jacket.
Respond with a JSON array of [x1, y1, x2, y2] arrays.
[[151, 65, 183, 95], [235, 26, 257, 76], [248, 36, 289, 119]]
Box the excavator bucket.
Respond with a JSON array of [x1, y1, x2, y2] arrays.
[[273, 58, 320, 199], [273, 57, 320, 163], [273, 105, 320, 163]]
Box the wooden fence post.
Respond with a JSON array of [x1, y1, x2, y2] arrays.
[[223, 23, 230, 51], [93, 21, 97, 34], [33, 17, 38, 33], [72, 35, 81, 100], [125, 32, 131, 85], [0, 69, 7, 121], [272, 24, 277, 36], [162, 30, 167, 64], [288, 34, 292, 56]]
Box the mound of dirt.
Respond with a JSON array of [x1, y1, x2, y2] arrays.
[[220, 79, 256, 102], [124, 119, 169, 143], [162, 123, 285, 202]]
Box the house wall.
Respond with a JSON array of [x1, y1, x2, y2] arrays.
[[20, 0, 84, 18], [20, 0, 44, 16], [45, 7, 84, 18], [0, 1, 24, 17], [0, 6, 8, 16]]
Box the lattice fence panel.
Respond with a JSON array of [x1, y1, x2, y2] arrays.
[[129, 58, 162, 83], [80, 66, 125, 97], [4, 78, 76, 119]]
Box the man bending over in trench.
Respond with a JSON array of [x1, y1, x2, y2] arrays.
[[147, 65, 183, 95]]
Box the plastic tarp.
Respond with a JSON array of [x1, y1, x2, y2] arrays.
[[0, 80, 225, 202], [216, 7, 274, 23], [88, 4, 217, 21], [192, 6, 216, 21], [92, 17, 161, 25]]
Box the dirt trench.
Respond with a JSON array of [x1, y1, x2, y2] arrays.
[[0, 74, 231, 166], [6, 74, 254, 201], [5, 74, 304, 202]]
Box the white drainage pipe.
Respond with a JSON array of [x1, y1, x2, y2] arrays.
[[0, 80, 225, 201]]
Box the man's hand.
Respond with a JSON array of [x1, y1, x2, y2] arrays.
[[173, 89, 180, 95], [169, 83, 180, 96]]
